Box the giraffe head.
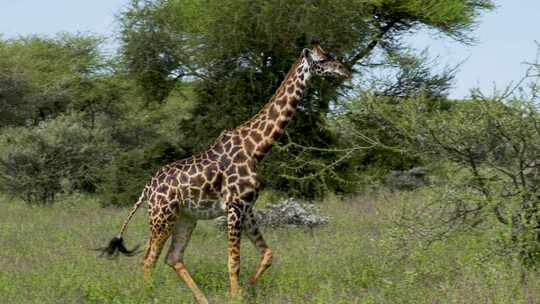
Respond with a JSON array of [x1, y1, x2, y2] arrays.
[[303, 40, 351, 79]]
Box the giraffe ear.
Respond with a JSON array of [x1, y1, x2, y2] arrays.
[[303, 48, 313, 63]]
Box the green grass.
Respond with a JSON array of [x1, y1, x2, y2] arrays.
[[0, 192, 538, 304]]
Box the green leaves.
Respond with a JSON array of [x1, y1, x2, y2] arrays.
[[115, 0, 493, 198], [0, 113, 115, 205], [354, 82, 540, 266], [0, 34, 108, 126]]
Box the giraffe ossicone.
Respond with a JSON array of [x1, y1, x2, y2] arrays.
[[99, 40, 350, 304]]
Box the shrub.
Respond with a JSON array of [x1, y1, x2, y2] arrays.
[[0, 114, 114, 205], [361, 89, 540, 267]]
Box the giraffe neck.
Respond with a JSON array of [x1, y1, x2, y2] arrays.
[[237, 55, 311, 161]]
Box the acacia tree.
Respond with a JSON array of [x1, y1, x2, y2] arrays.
[[118, 0, 494, 197], [0, 34, 116, 127]]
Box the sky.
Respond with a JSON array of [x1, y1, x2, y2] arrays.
[[0, 0, 538, 99]]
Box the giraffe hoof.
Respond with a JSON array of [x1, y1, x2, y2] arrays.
[[195, 296, 209, 304], [244, 280, 254, 290], [229, 288, 244, 300]]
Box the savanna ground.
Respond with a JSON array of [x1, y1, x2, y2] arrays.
[[1, 192, 539, 304]]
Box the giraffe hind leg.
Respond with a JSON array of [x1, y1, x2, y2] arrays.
[[243, 210, 272, 289], [141, 212, 177, 283], [165, 214, 208, 304], [227, 204, 243, 298]]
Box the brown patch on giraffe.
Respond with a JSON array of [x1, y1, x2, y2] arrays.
[[283, 109, 294, 117], [264, 124, 273, 136], [240, 190, 256, 202], [250, 131, 263, 143], [179, 172, 189, 184], [237, 166, 249, 177], [201, 183, 211, 194], [211, 173, 222, 190], [214, 143, 224, 154], [237, 178, 253, 191], [167, 189, 177, 201], [188, 165, 197, 175], [272, 130, 283, 140], [169, 178, 179, 187], [207, 150, 219, 161], [287, 85, 294, 94], [190, 188, 201, 202], [228, 175, 238, 183], [204, 165, 216, 180], [219, 156, 231, 170], [276, 98, 287, 107], [277, 119, 288, 129], [191, 174, 205, 187], [232, 136, 241, 146], [295, 89, 302, 96], [233, 151, 247, 163], [170, 200, 180, 212], [296, 81, 305, 90], [156, 184, 168, 194], [298, 73, 304, 81], [258, 143, 272, 155], [226, 166, 236, 176], [289, 96, 299, 107], [230, 146, 241, 155], [224, 141, 232, 153], [252, 121, 260, 129], [179, 181, 189, 195], [241, 129, 249, 137], [268, 105, 279, 120], [157, 172, 167, 182], [244, 138, 255, 155]]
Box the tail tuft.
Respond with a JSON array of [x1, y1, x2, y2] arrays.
[[96, 236, 141, 259]]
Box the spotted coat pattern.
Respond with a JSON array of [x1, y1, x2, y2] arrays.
[[112, 42, 350, 304]]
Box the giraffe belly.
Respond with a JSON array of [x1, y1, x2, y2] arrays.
[[181, 198, 226, 220]]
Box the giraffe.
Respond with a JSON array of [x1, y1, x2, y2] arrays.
[[99, 40, 350, 304]]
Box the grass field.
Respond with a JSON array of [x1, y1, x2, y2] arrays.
[[0, 192, 538, 304]]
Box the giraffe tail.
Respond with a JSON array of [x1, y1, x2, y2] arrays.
[[96, 188, 147, 259]]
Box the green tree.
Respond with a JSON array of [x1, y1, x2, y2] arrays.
[[117, 0, 494, 197], [0, 34, 115, 127]]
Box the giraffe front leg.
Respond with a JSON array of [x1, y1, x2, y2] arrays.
[[243, 210, 272, 289], [227, 204, 243, 298]]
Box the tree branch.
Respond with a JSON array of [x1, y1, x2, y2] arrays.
[[346, 19, 398, 68]]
